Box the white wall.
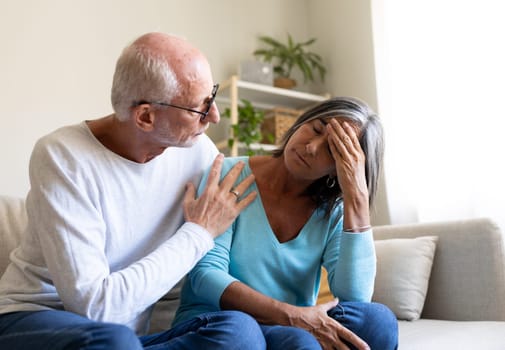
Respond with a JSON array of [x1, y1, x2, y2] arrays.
[[0, 0, 309, 197], [308, 0, 390, 225], [1, 0, 386, 223]]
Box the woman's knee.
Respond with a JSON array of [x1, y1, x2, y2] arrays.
[[368, 303, 398, 349], [261, 325, 320, 349], [215, 311, 265, 348], [278, 326, 320, 349], [367, 302, 397, 325], [329, 302, 398, 350], [357, 302, 398, 350]]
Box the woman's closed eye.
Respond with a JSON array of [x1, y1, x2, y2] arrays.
[[312, 120, 326, 134], [310, 120, 333, 156]]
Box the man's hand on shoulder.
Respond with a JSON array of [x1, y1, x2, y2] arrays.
[[183, 154, 256, 238]]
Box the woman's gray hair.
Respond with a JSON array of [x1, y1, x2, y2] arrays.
[[111, 42, 180, 121], [272, 96, 385, 216]]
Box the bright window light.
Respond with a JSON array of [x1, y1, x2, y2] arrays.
[[372, 0, 505, 228]]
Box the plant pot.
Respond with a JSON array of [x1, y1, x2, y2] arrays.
[[274, 77, 297, 89]]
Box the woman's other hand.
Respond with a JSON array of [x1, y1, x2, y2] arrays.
[[290, 299, 370, 350], [287, 298, 370, 350]]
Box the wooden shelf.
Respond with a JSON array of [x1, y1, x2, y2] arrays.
[[216, 75, 330, 156], [216, 75, 330, 110], [215, 140, 278, 153]]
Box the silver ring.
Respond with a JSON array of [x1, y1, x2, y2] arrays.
[[230, 189, 240, 198]]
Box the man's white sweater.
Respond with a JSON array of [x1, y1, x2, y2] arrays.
[[0, 122, 217, 334]]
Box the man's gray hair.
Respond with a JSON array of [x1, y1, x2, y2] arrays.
[[111, 42, 180, 121]]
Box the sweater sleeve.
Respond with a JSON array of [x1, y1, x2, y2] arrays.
[[187, 226, 238, 307], [322, 217, 376, 302]]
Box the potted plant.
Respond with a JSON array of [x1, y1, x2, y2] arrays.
[[253, 34, 326, 89], [223, 99, 272, 156]]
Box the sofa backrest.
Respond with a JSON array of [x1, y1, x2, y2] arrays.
[[0, 196, 27, 276], [374, 218, 505, 321], [3, 195, 504, 322]]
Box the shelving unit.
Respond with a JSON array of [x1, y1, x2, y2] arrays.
[[216, 75, 330, 156]]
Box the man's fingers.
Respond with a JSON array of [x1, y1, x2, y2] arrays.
[[230, 174, 255, 198], [219, 161, 246, 190], [205, 153, 225, 187], [184, 182, 196, 201], [234, 191, 257, 211]]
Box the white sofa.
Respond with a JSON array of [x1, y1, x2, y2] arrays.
[[1, 195, 505, 349]]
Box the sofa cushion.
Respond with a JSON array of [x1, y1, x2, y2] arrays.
[[149, 278, 185, 333], [398, 319, 505, 350], [374, 218, 505, 321], [372, 236, 438, 321], [0, 196, 27, 276]]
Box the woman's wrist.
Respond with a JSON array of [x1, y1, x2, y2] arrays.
[[343, 225, 372, 233], [281, 302, 304, 327]]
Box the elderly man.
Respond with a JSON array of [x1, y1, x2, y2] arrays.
[[0, 32, 265, 349]]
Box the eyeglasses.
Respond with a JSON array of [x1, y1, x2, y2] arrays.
[[133, 84, 219, 121]]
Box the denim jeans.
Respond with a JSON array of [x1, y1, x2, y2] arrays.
[[260, 301, 398, 350], [0, 309, 266, 350]]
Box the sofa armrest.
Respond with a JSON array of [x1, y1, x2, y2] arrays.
[[374, 218, 505, 321]]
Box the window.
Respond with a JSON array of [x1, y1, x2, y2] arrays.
[[372, 0, 505, 228]]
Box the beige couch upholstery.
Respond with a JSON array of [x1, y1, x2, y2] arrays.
[[1, 195, 505, 348], [374, 218, 505, 349]]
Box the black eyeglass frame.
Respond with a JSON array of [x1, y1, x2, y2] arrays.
[[133, 84, 219, 121]]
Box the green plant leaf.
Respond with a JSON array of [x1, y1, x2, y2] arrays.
[[252, 33, 326, 83], [226, 98, 266, 155]]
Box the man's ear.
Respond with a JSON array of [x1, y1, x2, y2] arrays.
[[133, 104, 155, 131]]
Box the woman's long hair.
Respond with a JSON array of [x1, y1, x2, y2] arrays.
[[272, 96, 384, 217]]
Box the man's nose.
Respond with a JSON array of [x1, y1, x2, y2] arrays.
[[205, 102, 220, 124]]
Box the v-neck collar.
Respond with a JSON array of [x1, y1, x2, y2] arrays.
[[245, 158, 318, 246]]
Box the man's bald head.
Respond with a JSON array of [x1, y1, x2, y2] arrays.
[[110, 32, 213, 121]]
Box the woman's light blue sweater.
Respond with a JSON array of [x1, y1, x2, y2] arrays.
[[173, 157, 376, 325]]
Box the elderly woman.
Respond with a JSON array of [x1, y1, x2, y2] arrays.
[[174, 97, 398, 350]]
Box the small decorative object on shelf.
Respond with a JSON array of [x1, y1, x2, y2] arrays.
[[261, 107, 302, 144], [239, 60, 273, 86], [253, 33, 326, 89]]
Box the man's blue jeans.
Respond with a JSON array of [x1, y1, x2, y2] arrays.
[[0, 309, 266, 350], [260, 302, 398, 350]]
